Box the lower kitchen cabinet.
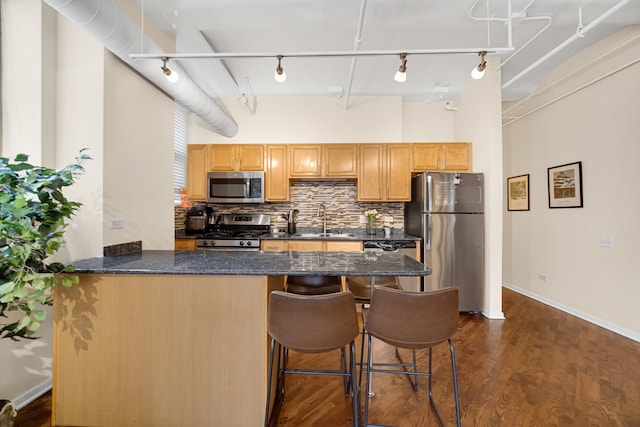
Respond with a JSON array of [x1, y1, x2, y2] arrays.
[[175, 239, 196, 250], [261, 240, 363, 252]]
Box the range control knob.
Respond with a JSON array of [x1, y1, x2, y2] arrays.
[[246, 241, 253, 247], [239, 241, 245, 246]]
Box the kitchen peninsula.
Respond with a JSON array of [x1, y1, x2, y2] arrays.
[[53, 250, 430, 427]]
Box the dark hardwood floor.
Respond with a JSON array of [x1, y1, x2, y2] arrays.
[[14, 287, 640, 426]]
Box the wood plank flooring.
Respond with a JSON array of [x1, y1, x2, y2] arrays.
[[14, 288, 640, 426]]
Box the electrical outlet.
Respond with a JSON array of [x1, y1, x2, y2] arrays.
[[537, 273, 548, 282], [110, 218, 124, 229], [384, 216, 394, 223], [359, 215, 367, 224], [599, 235, 613, 248]]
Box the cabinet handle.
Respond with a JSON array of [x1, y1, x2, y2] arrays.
[[444, 157, 448, 168], [232, 159, 235, 169], [379, 188, 382, 199]]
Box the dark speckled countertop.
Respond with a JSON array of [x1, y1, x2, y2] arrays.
[[70, 250, 430, 277]]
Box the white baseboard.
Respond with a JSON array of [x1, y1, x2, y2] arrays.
[[481, 310, 505, 320], [12, 377, 51, 410], [502, 282, 640, 343]]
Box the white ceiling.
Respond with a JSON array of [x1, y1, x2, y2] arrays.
[[137, 0, 640, 104]]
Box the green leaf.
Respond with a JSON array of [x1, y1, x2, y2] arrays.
[[0, 280, 16, 295], [32, 310, 46, 322]]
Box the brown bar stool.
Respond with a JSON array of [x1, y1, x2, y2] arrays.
[[363, 286, 461, 427], [265, 291, 361, 427]]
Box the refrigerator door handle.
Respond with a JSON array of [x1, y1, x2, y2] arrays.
[[426, 174, 433, 212], [424, 213, 431, 251]]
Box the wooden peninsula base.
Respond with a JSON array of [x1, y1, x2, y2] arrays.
[[53, 273, 283, 426]]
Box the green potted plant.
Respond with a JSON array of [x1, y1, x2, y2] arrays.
[[0, 150, 89, 340]]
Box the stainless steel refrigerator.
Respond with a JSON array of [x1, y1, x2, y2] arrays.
[[405, 172, 484, 312]]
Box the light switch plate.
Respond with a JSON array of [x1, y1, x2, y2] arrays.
[[110, 218, 124, 229], [599, 235, 613, 248]]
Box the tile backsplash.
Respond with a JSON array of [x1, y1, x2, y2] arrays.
[[175, 181, 404, 231]]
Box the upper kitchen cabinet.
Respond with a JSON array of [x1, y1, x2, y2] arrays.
[[358, 144, 411, 202], [289, 144, 358, 178], [209, 144, 264, 171], [412, 143, 472, 172], [265, 145, 289, 202], [186, 144, 208, 201]]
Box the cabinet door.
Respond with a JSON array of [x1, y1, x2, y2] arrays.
[[289, 145, 322, 177], [287, 241, 325, 251], [357, 144, 384, 201], [186, 144, 208, 200], [265, 145, 289, 202], [441, 143, 471, 171], [260, 240, 288, 251], [324, 145, 357, 177], [237, 145, 264, 171], [412, 143, 441, 171], [386, 144, 411, 201], [175, 239, 196, 250], [209, 145, 236, 171], [326, 241, 363, 251]]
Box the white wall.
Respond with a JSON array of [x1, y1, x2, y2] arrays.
[[502, 26, 640, 340]]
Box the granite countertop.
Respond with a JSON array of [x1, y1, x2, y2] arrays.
[[70, 250, 431, 277], [176, 228, 421, 242]]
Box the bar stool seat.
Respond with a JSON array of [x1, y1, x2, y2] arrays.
[[363, 286, 461, 427], [264, 291, 360, 427]]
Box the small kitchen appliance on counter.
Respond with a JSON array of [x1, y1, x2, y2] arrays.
[[186, 205, 213, 235], [196, 214, 270, 251]]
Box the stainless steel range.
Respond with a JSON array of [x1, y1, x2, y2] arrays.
[[196, 214, 270, 251]]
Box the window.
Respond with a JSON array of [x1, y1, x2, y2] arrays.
[[173, 103, 188, 204]]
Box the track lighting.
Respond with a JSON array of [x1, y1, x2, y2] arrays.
[[471, 51, 487, 80], [274, 55, 286, 83], [161, 57, 179, 83], [394, 53, 407, 83]]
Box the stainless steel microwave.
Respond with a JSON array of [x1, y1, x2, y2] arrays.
[[206, 171, 264, 204]]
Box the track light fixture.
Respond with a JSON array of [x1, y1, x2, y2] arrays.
[[394, 53, 408, 83], [274, 55, 286, 83], [161, 57, 179, 83], [471, 51, 487, 80]]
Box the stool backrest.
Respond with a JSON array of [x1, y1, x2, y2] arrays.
[[366, 287, 459, 349], [268, 291, 359, 353]]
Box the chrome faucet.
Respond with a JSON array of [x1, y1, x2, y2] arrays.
[[317, 204, 327, 234]]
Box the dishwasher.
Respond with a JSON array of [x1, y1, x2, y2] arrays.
[[362, 240, 420, 292]]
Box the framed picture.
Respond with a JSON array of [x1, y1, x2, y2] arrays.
[[507, 174, 530, 211], [547, 161, 583, 208]]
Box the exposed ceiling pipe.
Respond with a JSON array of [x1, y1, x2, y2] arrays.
[[43, 0, 239, 138], [343, 0, 368, 111], [469, 0, 552, 70], [503, 0, 630, 89]]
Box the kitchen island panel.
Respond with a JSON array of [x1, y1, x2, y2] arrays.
[[53, 273, 282, 427]]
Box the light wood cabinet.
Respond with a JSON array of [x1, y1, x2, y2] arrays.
[[412, 143, 472, 172], [324, 145, 358, 178], [261, 240, 363, 252], [358, 144, 411, 202], [209, 144, 264, 171], [265, 145, 289, 202], [260, 240, 288, 251], [186, 144, 209, 201], [175, 239, 196, 250], [289, 144, 357, 178]]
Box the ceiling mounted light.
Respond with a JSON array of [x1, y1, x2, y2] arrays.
[[471, 51, 487, 80], [394, 53, 408, 83], [161, 57, 179, 83], [274, 55, 286, 83]]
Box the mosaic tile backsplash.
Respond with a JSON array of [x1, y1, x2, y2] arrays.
[[175, 181, 405, 232]]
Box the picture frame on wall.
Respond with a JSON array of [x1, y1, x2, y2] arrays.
[[507, 174, 530, 211], [547, 161, 583, 208]]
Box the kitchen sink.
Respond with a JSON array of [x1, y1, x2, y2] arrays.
[[295, 232, 356, 238]]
